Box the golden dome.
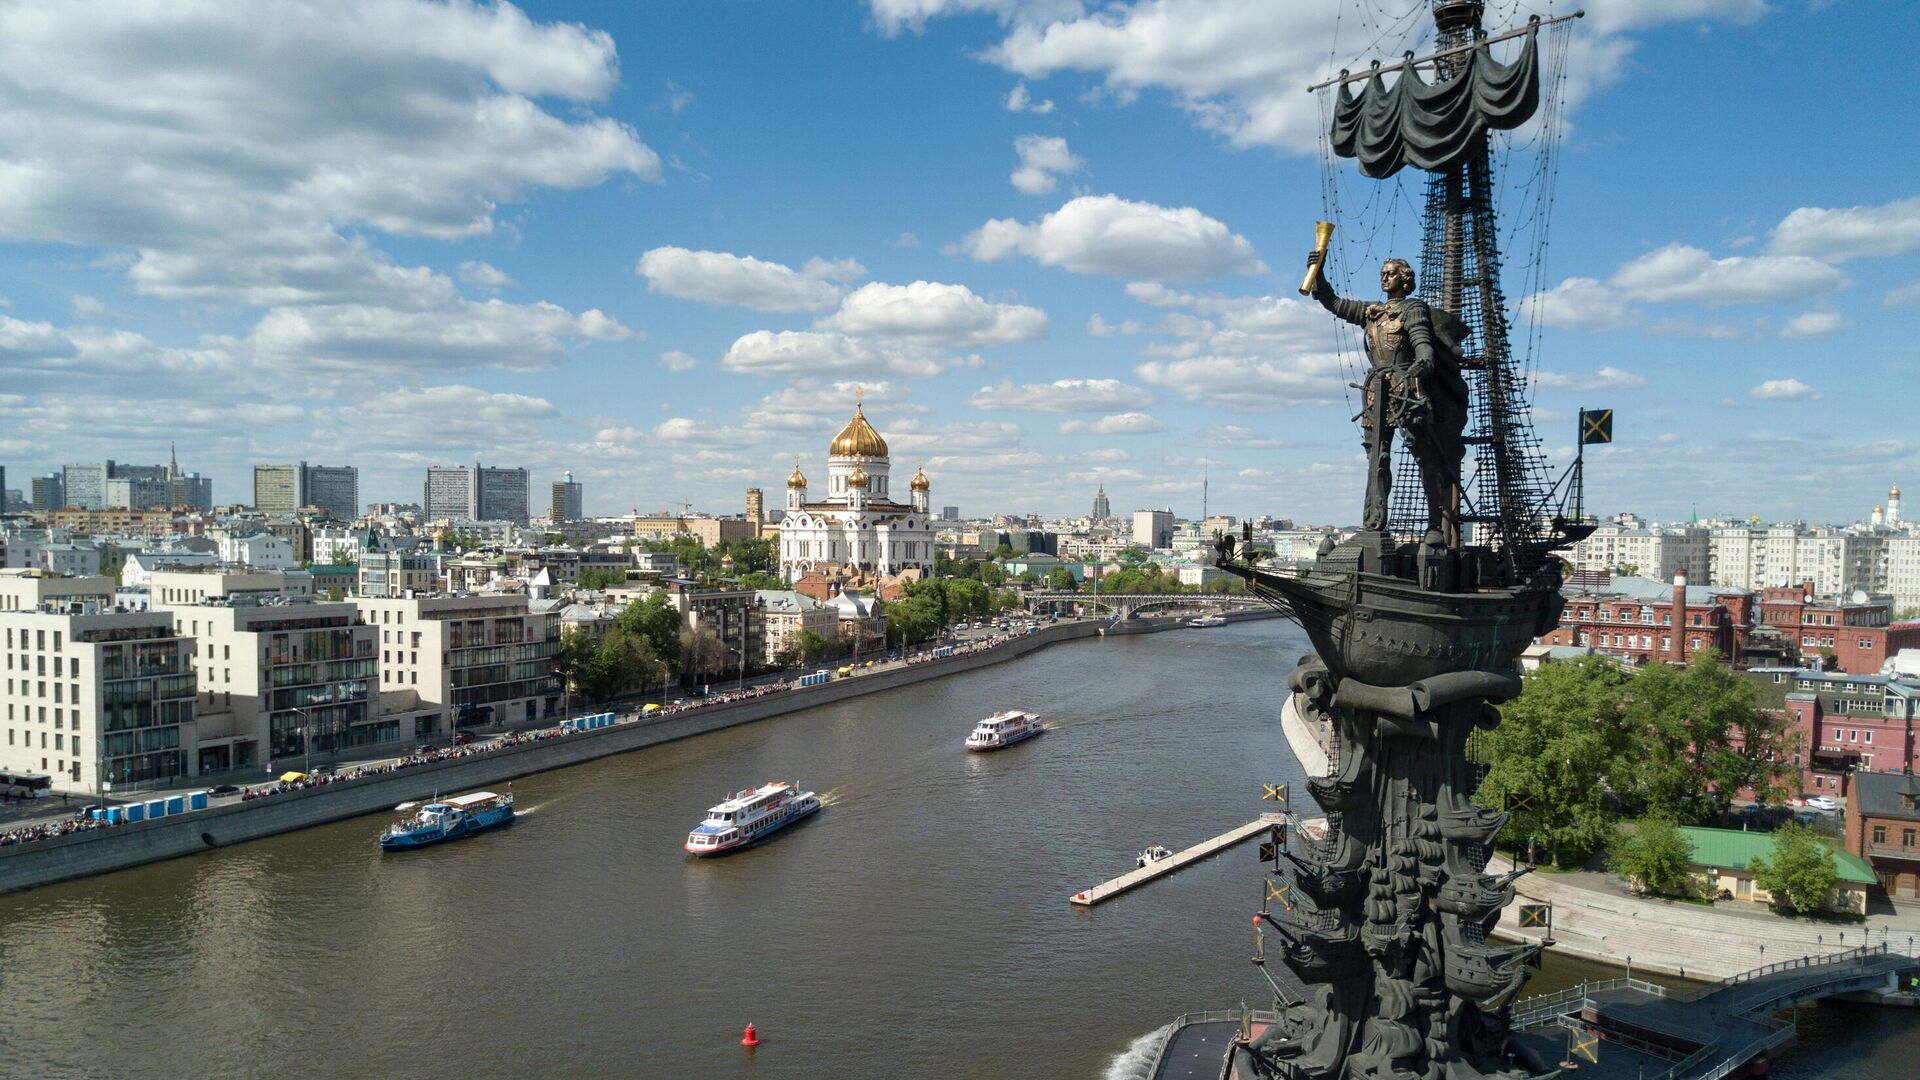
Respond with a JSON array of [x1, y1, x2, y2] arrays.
[[787, 459, 808, 489], [846, 465, 869, 488], [1894, 485, 1903, 499], [910, 466, 929, 492], [829, 401, 888, 458]]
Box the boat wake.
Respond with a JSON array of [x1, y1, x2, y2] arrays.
[[1102, 1024, 1172, 1080], [815, 787, 846, 807], [393, 802, 417, 811]]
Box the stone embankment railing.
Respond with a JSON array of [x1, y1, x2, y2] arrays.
[[0, 620, 1105, 895]]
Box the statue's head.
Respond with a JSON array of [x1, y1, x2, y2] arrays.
[[1380, 258, 1415, 299]]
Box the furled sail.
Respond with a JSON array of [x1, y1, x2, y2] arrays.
[[1329, 25, 1538, 179]]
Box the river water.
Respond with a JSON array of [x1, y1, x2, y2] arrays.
[[1, 621, 1914, 1078]]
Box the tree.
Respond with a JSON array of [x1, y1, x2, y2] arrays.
[[678, 625, 733, 682], [574, 567, 627, 590], [990, 588, 1023, 611], [946, 578, 989, 618], [1045, 567, 1077, 592], [1606, 816, 1695, 898], [980, 562, 1006, 586], [1615, 651, 1792, 821], [617, 592, 683, 668], [736, 571, 784, 590], [993, 542, 1017, 560], [1751, 823, 1839, 914], [1475, 656, 1635, 868], [794, 628, 829, 664]]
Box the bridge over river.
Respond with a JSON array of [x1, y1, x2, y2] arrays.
[[1021, 591, 1269, 620], [1507, 944, 1920, 1078]]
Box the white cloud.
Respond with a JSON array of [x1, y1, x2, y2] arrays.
[[718, 330, 952, 378], [819, 281, 1047, 347], [658, 349, 700, 372], [961, 194, 1263, 280], [1059, 411, 1164, 435], [1534, 366, 1647, 392], [886, 0, 1772, 151], [1881, 281, 1920, 309], [1770, 195, 1920, 263], [1003, 81, 1056, 114], [966, 378, 1152, 413], [636, 247, 862, 312], [1518, 277, 1639, 331], [894, 232, 921, 248], [1010, 134, 1084, 195], [0, 0, 657, 305], [1749, 378, 1822, 401], [1135, 353, 1346, 411], [334, 384, 561, 448], [1607, 244, 1848, 304], [1778, 310, 1847, 340], [246, 298, 631, 374], [1086, 313, 1143, 336], [71, 295, 109, 319], [665, 79, 695, 115], [458, 261, 515, 290]]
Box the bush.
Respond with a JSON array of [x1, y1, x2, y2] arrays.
[[1751, 823, 1839, 914]]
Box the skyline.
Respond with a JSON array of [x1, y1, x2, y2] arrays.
[[0, 1, 1914, 523]]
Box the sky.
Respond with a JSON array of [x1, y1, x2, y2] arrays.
[[0, 0, 1914, 526]]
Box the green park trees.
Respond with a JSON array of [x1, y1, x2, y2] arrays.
[[1751, 824, 1839, 914], [1476, 656, 1632, 867], [1045, 567, 1077, 591], [1476, 651, 1791, 868]]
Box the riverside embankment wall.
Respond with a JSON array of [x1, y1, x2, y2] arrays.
[[1, 620, 1105, 895]]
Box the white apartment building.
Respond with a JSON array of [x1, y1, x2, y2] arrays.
[[1887, 535, 1920, 614], [151, 586, 377, 771], [0, 572, 197, 793], [1707, 523, 1886, 597], [217, 532, 297, 571], [1132, 509, 1174, 550], [1568, 523, 1710, 582], [353, 594, 561, 732]]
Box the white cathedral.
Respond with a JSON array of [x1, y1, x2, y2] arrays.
[[778, 396, 937, 583]]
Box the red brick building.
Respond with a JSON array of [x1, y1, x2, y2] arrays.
[[1541, 572, 1750, 666], [1844, 771, 1920, 899], [1759, 580, 1920, 675], [1746, 667, 1920, 795]]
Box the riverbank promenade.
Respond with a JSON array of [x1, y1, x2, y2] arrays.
[[1, 617, 1149, 892]]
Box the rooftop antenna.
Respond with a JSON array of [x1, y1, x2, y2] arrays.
[[1202, 459, 1210, 522]]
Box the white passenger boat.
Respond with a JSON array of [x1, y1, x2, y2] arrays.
[[1188, 615, 1228, 628], [964, 709, 1044, 752], [684, 781, 821, 856]]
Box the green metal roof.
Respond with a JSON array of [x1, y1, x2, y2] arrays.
[[1676, 825, 1877, 885], [305, 564, 358, 575]]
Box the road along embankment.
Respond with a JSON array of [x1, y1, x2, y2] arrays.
[[0, 621, 1104, 896]]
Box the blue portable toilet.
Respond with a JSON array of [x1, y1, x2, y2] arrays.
[[124, 804, 144, 823], [89, 807, 106, 822], [188, 790, 209, 811], [165, 796, 186, 815], [146, 799, 168, 819]]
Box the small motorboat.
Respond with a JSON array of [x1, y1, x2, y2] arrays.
[[1136, 845, 1175, 868]]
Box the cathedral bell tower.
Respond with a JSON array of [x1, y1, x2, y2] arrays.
[[910, 464, 930, 514], [786, 458, 807, 512]]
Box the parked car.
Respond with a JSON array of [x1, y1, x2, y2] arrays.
[[208, 784, 241, 797], [1806, 795, 1839, 812], [452, 731, 475, 746]]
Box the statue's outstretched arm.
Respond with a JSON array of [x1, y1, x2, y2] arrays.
[[1405, 302, 1437, 378], [1307, 254, 1365, 326]]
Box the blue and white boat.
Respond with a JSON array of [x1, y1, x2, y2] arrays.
[[379, 790, 515, 851], [964, 709, 1043, 751], [684, 781, 820, 856]]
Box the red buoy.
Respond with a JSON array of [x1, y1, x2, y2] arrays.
[[741, 1023, 760, 1048]]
